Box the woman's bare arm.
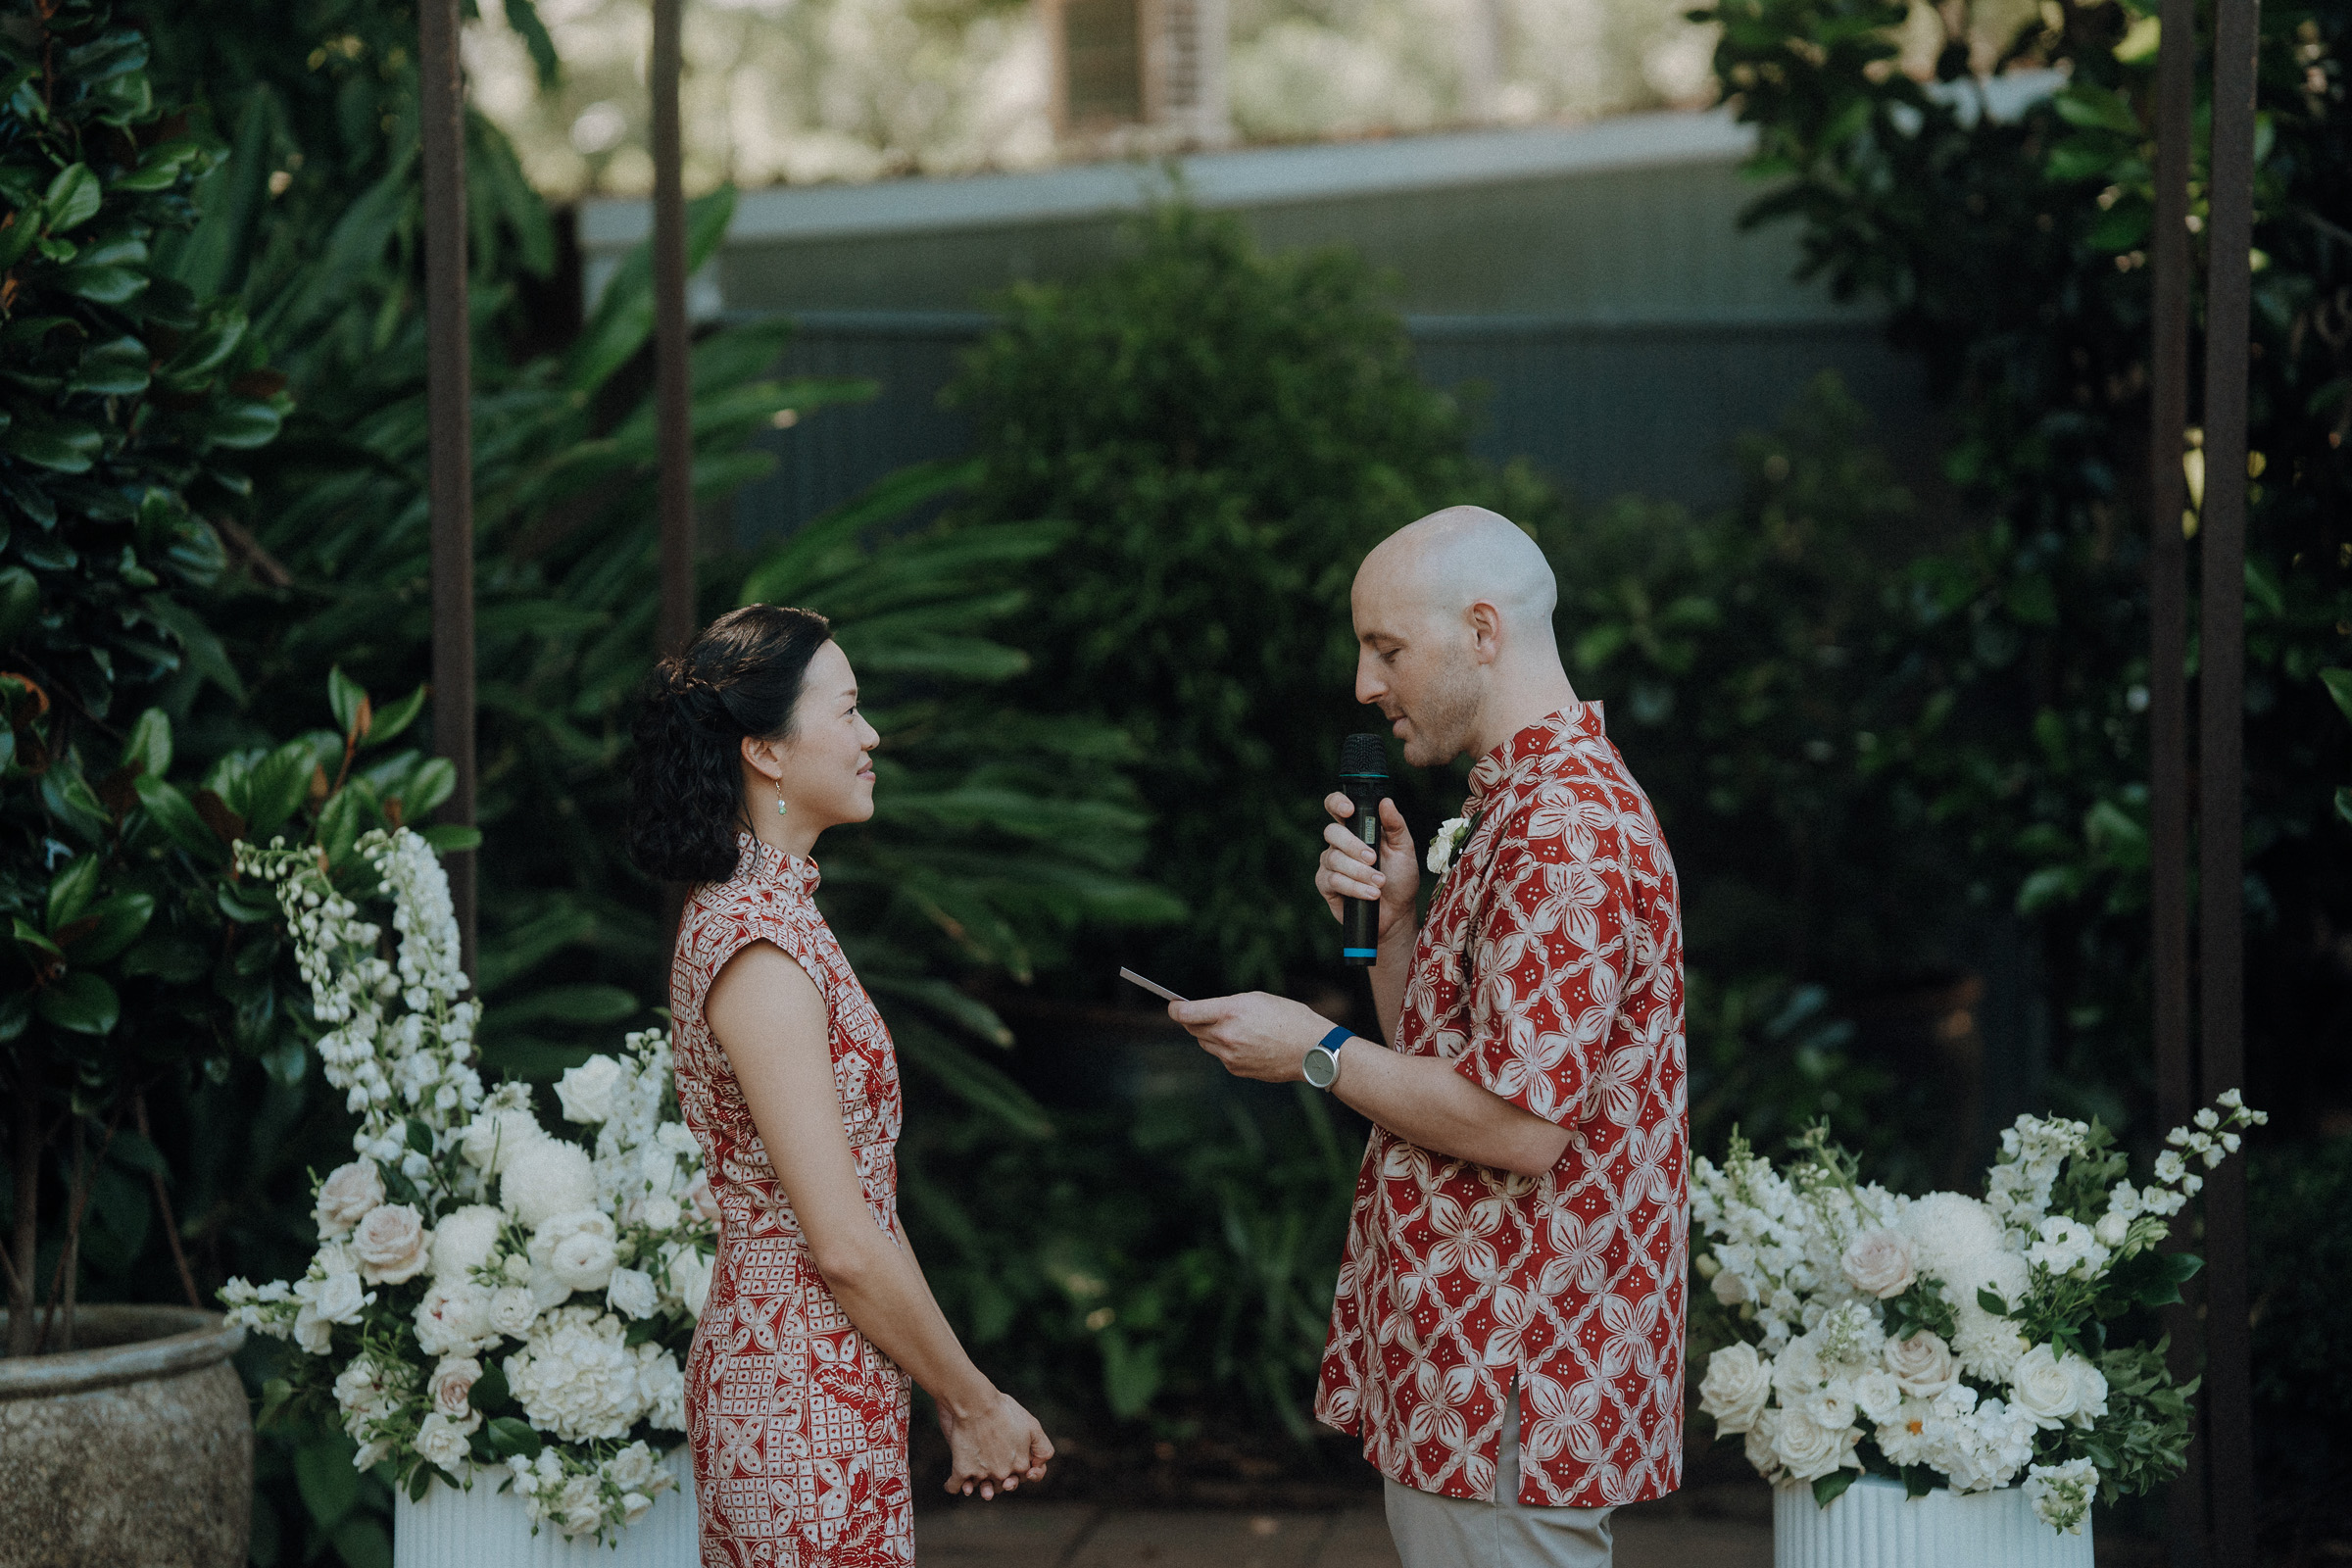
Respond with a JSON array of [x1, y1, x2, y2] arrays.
[[707, 941, 1050, 1494]]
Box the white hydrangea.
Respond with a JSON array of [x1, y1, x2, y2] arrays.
[[504, 1307, 653, 1442], [503, 1140, 596, 1228]]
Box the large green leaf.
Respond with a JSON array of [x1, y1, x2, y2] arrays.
[[36, 971, 120, 1036]]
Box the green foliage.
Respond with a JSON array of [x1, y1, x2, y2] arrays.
[[947, 206, 1517, 993], [1687, 0, 2352, 1135], [2246, 1138, 2352, 1520]]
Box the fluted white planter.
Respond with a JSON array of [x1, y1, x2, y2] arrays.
[[1775, 1474, 2092, 1568], [393, 1446, 697, 1567]]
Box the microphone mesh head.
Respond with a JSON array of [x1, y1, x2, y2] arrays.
[[1340, 732, 1388, 777]]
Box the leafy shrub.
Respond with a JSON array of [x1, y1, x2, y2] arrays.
[[948, 206, 1537, 994]]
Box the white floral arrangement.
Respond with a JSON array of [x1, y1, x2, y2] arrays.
[[1690, 1094, 2266, 1536], [219, 829, 717, 1543]]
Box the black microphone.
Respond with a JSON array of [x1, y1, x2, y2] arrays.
[[1339, 733, 1389, 966]]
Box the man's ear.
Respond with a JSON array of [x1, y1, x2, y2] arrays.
[[1465, 600, 1505, 665]]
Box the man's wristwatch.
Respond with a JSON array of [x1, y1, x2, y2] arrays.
[[1302, 1025, 1352, 1091]]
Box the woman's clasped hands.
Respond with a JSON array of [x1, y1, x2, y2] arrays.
[[938, 1387, 1054, 1500]]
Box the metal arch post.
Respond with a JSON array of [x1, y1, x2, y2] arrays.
[[2143, 0, 2200, 1552], [2199, 0, 2260, 1559], [419, 0, 476, 979], [654, 0, 695, 658]]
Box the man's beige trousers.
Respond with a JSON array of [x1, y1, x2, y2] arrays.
[[1381, 1391, 1616, 1568]]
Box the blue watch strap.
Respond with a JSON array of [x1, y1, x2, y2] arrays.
[[1318, 1025, 1354, 1053]]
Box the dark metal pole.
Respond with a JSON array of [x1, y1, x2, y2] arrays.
[[653, 0, 695, 656], [419, 0, 476, 978], [2145, 0, 2204, 1555], [2199, 0, 2259, 1559]]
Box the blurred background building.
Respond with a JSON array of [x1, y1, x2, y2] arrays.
[[462, 0, 2043, 542]]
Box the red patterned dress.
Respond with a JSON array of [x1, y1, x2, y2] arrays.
[[1313, 703, 1690, 1508], [671, 834, 913, 1567]]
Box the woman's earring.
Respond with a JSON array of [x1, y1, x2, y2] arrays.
[[775, 793, 788, 818]]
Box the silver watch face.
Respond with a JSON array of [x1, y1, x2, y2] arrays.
[[1303, 1044, 1339, 1090]]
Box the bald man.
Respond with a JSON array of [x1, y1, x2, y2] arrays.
[[1169, 507, 1689, 1568]]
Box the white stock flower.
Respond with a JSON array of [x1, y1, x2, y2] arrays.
[[504, 1306, 651, 1441], [1840, 1227, 1917, 1299], [352, 1203, 432, 1285], [1710, 1267, 1749, 1306], [2028, 1214, 2109, 1280], [1697, 1343, 1771, 1434], [2025, 1456, 2099, 1535], [428, 1204, 504, 1281], [607, 1266, 661, 1321], [556, 1055, 623, 1125], [313, 1162, 385, 1239], [502, 1140, 596, 1228]]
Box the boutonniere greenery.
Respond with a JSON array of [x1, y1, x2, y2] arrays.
[[1425, 811, 1480, 881]]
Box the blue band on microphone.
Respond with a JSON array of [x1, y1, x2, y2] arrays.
[[1343, 948, 1377, 958], [1319, 1025, 1355, 1052]]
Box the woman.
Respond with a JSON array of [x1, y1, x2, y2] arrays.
[[629, 605, 1052, 1566]]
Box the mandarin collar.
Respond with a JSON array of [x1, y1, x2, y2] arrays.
[[1465, 702, 1606, 807], [735, 831, 820, 896]]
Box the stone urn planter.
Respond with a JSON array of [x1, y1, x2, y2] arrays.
[[0, 1306, 251, 1568], [1775, 1474, 2092, 1568]]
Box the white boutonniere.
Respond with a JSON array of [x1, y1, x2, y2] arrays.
[[1425, 812, 1478, 880]]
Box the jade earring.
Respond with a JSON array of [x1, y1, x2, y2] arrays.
[[775, 792, 788, 818]]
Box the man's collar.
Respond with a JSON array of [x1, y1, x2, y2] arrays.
[[1466, 703, 1605, 805]]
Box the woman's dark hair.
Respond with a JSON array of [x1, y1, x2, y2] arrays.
[[628, 604, 833, 884]]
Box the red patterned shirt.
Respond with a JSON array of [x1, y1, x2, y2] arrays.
[[1313, 703, 1689, 1508]]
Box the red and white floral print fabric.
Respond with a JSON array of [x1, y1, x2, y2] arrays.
[[1314, 704, 1690, 1509], [672, 834, 913, 1567]]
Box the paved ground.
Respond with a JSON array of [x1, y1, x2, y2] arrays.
[[914, 1499, 1774, 1568]]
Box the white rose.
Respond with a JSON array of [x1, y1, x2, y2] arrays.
[[292, 1304, 332, 1354], [1839, 1227, 1918, 1299], [488, 1285, 539, 1340], [664, 1247, 713, 1317], [2093, 1210, 2130, 1250], [1849, 1369, 1903, 1425], [2007, 1344, 2082, 1430], [2064, 1353, 2109, 1426], [1884, 1330, 1958, 1397], [533, 1209, 619, 1293], [313, 1161, 386, 1239], [1697, 1343, 1771, 1434], [333, 1356, 398, 1423], [414, 1281, 497, 1356], [636, 1345, 687, 1431], [556, 1055, 623, 1125], [429, 1355, 482, 1419], [556, 1474, 604, 1537], [1771, 1407, 1857, 1483], [607, 1266, 661, 1321], [352, 1204, 432, 1285], [1799, 1384, 1856, 1434], [502, 1140, 596, 1228], [605, 1441, 658, 1494], [1742, 1408, 1784, 1482], [1711, 1268, 1749, 1307], [310, 1267, 374, 1326], [415, 1410, 480, 1477], [642, 1195, 682, 1233], [429, 1205, 505, 1281]]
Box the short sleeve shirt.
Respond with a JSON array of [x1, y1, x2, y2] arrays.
[[1312, 703, 1690, 1508]]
